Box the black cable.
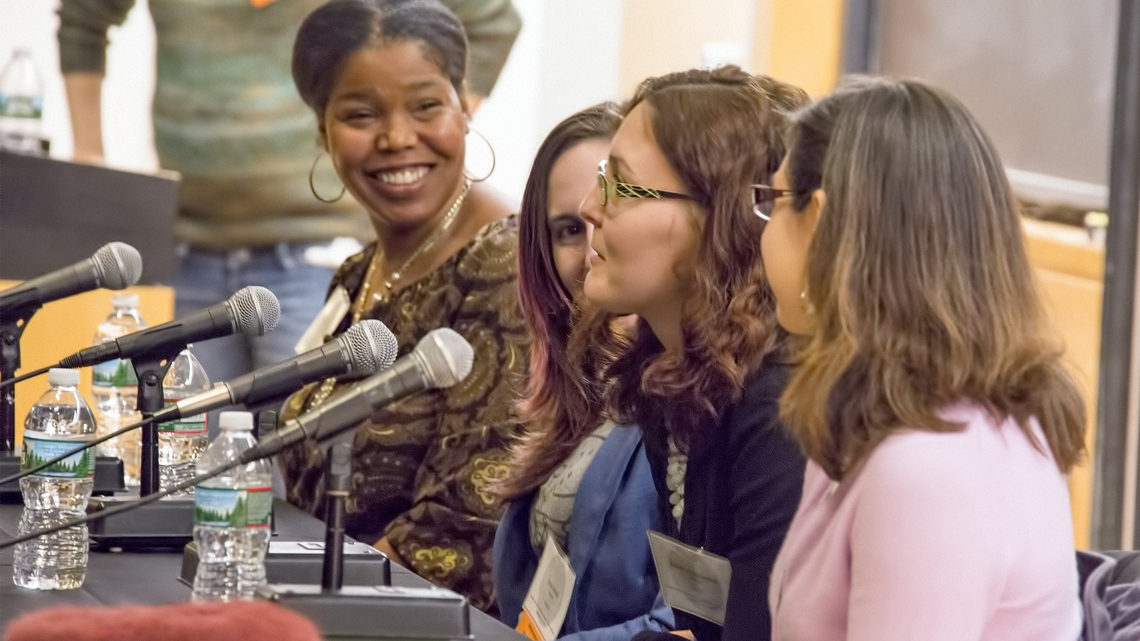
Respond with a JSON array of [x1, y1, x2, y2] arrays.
[[0, 365, 53, 390], [0, 415, 150, 487], [0, 456, 241, 550]]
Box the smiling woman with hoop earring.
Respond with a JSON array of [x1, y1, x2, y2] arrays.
[[277, 0, 527, 611]]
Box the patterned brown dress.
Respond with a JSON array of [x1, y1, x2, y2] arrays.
[[278, 216, 527, 611]]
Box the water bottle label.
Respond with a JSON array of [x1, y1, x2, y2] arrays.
[[92, 358, 139, 387], [22, 436, 93, 478], [195, 486, 273, 528], [0, 94, 43, 119], [247, 486, 273, 528], [161, 400, 207, 433]]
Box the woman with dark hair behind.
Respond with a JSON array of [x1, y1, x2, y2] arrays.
[[572, 66, 809, 641], [492, 102, 674, 640], [763, 78, 1085, 639], [278, 0, 527, 610]]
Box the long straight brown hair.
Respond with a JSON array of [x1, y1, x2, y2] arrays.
[[496, 103, 622, 499], [571, 66, 809, 453], [780, 78, 1086, 479]]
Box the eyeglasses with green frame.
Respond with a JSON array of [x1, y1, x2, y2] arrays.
[[751, 184, 797, 221], [596, 159, 695, 208]]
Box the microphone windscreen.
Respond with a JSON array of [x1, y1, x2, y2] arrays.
[[3, 601, 321, 641], [417, 327, 473, 388], [343, 319, 399, 374], [230, 285, 281, 336], [92, 242, 142, 290]]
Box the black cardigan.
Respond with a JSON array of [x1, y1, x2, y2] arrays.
[[637, 362, 806, 641]]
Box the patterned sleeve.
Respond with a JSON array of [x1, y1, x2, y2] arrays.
[[382, 220, 528, 610]]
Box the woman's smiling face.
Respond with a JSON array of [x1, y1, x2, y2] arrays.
[[321, 40, 468, 234]]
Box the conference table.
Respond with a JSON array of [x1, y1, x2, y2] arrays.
[[0, 499, 524, 640]]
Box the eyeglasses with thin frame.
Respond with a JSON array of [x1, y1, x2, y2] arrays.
[[751, 184, 797, 221], [597, 159, 694, 208]]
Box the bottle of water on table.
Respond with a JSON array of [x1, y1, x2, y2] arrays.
[[0, 48, 46, 154], [90, 293, 146, 485], [160, 346, 210, 495], [192, 411, 272, 601], [13, 368, 97, 590]]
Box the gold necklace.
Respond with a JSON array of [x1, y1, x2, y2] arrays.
[[308, 179, 472, 409], [365, 178, 472, 307]]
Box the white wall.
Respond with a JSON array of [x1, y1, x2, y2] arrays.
[[1, 0, 157, 170], [0, 0, 622, 205], [474, 0, 623, 202]]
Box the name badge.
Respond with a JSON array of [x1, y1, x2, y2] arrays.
[[647, 530, 732, 625], [294, 285, 351, 354], [516, 537, 576, 641]]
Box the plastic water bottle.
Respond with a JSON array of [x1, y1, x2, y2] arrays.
[[192, 411, 272, 601], [13, 369, 97, 590], [160, 347, 210, 495], [0, 48, 46, 155], [90, 293, 146, 485]]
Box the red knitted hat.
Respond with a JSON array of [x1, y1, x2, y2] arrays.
[[4, 601, 321, 641]]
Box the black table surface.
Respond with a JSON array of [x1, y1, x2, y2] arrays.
[[0, 499, 524, 640]]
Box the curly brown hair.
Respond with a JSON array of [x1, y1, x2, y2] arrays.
[[569, 66, 809, 453], [779, 78, 1086, 479]]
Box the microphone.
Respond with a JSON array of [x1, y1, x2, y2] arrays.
[[151, 319, 399, 423], [0, 242, 142, 315], [58, 286, 281, 368], [244, 327, 473, 462]]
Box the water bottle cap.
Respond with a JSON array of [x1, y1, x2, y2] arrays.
[[48, 368, 80, 387], [218, 411, 254, 431], [112, 293, 139, 308]]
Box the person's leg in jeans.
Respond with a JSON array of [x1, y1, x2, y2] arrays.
[[226, 242, 334, 499], [243, 243, 335, 371], [172, 247, 255, 385]]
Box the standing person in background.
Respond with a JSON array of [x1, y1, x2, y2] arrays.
[[493, 102, 674, 640], [57, 0, 520, 383], [763, 78, 1085, 640], [572, 66, 808, 641], [277, 0, 526, 611]]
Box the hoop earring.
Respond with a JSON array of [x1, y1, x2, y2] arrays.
[[463, 128, 496, 183], [309, 151, 346, 203]]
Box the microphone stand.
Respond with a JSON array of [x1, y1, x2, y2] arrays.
[[130, 350, 179, 497], [321, 441, 351, 591], [2, 425, 468, 639], [254, 437, 468, 639], [85, 348, 194, 549], [0, 303, 37, 451], [0, 305, 124, 502]]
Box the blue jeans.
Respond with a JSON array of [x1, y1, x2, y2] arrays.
[[173, 242, 334, 495], [172, 242, 335, 383]]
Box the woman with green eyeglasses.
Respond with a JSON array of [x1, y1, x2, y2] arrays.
[[572, 66, 808, 641]]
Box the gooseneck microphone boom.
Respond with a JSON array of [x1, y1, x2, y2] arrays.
[[152, 319, 399, 423], [245, 327, 474, 462], [0, 242, 143, 315], [58, 285, 281, 368], [0, 242, 143, 451], [0, 320, 400, 488], [0, 327, 473, 553]]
